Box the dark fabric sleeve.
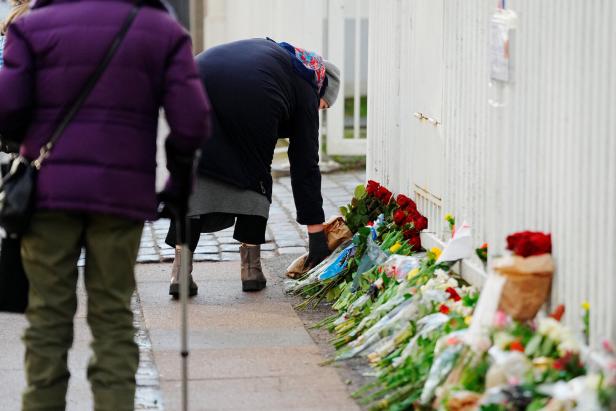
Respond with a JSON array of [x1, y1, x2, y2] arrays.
[[162, 31, 211, 193], [288, 100, 325, 225], [0, 23, 34, 143]]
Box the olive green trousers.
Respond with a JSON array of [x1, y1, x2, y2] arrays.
[[20, 211, 143, 411]]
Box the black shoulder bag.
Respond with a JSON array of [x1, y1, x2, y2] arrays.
[[0, 1, 143, 313]]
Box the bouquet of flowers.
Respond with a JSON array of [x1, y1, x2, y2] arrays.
[[340, 180, 394, 233], [392, 194, 428, 251], [494, 231, 554, 321]]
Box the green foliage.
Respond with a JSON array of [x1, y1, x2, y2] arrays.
[[354, 184, 366, 200]]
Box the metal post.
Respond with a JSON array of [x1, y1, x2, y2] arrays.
[[180, 241, 189, 411], [190, 0, 205, 53], [175, 216, 190, 411]]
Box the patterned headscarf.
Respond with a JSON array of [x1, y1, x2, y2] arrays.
[[277, 41, 327, 95], [291, 46, 327, 93]]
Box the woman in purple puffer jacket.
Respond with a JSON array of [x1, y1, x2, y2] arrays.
[[0, 0, 210, 409]]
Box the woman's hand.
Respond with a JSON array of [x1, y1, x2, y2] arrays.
[[304, 229, 330, 270]]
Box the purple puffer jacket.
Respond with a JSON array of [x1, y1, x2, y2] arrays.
[[0, 0, 210, 221]]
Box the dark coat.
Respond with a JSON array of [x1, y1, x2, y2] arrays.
[[0, 0, 210, 221], [195, 38, 324, 225]]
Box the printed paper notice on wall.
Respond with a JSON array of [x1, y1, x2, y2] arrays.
[[489, 9, 517, 82]]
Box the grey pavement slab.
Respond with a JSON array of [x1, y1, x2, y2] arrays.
[[135, 261, 359, 411]]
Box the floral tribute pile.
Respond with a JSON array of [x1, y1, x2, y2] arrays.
[[285, 180, 616, 410]]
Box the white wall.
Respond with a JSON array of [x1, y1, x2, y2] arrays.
[[203, 0, 369, 96], [367, 0, 616, 343], [204, 0, 326, 56]]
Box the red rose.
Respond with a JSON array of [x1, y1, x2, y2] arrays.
[[439, 304, 450, 315], [403, 228, 419, 239], [529, 232, 552, 255], [549, 304, 565, 321], [405, 211, 420, 225], [407, 235, 422, 250], [552, 357, 565, 371], [506, 231, 536, 251], [506, 231, 551, 257], [377, 186, 392, 204], [406, 201, 418, 213], [396, 194, 412, 208], [414, 216, 428, 231], [366, 180, 380, 195], [393, 210, 407, 226], [445, 287, 461, 302]]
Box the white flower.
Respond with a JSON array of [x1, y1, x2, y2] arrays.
[[421, 289, 448, 305], [446, 278, 459, 289], [538, 318, 562, 339], [558, 336, 580, 355]]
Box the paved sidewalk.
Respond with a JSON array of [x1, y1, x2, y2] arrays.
[[136, 260, 359, 411]]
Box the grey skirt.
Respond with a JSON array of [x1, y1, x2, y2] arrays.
[[188, 176, 271, 220]]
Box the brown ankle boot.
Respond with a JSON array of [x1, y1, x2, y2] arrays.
[[169, 246, 198, 299], [240, 244, 267, 292]]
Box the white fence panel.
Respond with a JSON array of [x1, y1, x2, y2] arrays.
[[326, 0, 369, 156], [366, 0, 402, 191], [204, 0, 325, 53], [367, 0, 616, 343]]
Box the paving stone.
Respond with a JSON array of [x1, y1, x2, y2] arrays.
[[218, 237, 240, 245], [261, 251, 277, 259], [193, 253, 221, 262], [137, 255, 161, 264], [278, 246, 307, 254], [220, 244, 240, 252], [260, 242, 276, 251], [271, 231, 300, 238], [276, 239, 307, 248], [264, 231, 274, 242], [158, 243, 174, 251], [194, 245, 219, 254], [221, 252, 241, 261]]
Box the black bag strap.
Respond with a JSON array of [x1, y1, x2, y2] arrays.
[[33, 1, 144, 169]]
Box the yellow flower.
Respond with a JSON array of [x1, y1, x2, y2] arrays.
[[430, 247, 442, 260], [389, 242, 402, 254], [464, 316, 473, 326], [444, 213, 454, 223], [407, 268, 420, 280], [581, 301, 590, 311]]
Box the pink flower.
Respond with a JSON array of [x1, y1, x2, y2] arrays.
[[493, 310, 508, 328], [508, 377, 521, 385], [446, 336, 460, 346]]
